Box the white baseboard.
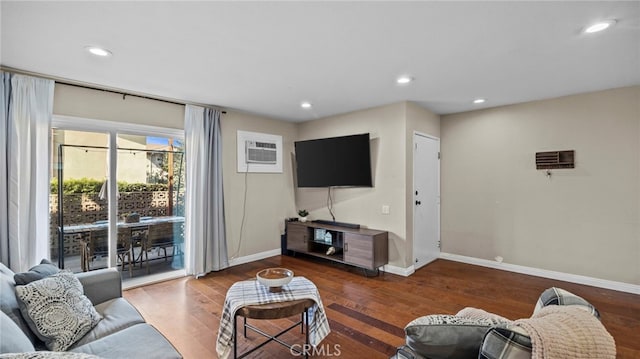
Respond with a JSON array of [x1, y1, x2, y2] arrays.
[[439, 252, 640, 295], [123, 269, 186, 290], [229, 249, 281, 267], [382, 263, 415, 277]]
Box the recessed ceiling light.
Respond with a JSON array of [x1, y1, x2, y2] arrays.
[[85, 46, 112, 57], [473, 98, 486, 104], [300, 102, 312, 109], [396, 76, 413, 85], [584, 20, 616, 34]]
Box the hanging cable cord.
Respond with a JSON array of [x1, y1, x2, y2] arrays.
[[232, 164, 250, 259], [327, 186, 336, 222]]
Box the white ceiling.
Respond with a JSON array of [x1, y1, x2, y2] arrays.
[[1, 1, 639, 122]]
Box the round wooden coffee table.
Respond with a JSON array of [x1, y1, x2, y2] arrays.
[[234, 298, 315, 359]]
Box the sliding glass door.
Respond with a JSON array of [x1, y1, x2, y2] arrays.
[[50, 121, 186, 282], [115, 135, 185, 278], [51, 131, 109, 273]]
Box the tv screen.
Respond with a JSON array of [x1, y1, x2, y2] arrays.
[[295, 133, 372, 188]]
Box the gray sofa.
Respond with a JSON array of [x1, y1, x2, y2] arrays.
[[1, 262, 181, 359], [393, 287, 615, 359]]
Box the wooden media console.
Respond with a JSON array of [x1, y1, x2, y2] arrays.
[[284, 221, 388, 271]]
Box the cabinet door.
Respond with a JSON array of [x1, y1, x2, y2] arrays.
[[344, 233, 373, 269], [287, 223, 309, 253]]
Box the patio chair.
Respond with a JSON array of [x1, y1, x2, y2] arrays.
[[117, 227, 133, 277], [129, 226, 148, 269], [143, 222, 178, 274], [82, 229, 108, 272], [82, 227, 133, 277]]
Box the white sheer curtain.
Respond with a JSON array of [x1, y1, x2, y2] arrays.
[[0, 72, 54, 271], [184, 104, 228, 277]]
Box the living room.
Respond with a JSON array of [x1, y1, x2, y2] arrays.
[[1, 1, 639, 359]]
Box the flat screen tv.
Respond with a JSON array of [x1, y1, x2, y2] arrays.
[[295, 133, 372, 188]]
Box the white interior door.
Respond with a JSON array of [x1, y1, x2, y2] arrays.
[[413, 133, 440, 269]]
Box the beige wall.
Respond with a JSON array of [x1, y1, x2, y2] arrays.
[[54, 131, 148, 183], [221, 111, 298, 259], [116, 134, 153, 183], [53, 84, 185, 128], [441, 86, 640, 285], [52, 83, 298, 261], [52, 84, 184, 185], [296, 103, 409, 267], [404, 102, 440, 267], [53, 80, 639, 285]]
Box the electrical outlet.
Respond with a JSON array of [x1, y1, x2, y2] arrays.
[[381, 205, 390, 214]]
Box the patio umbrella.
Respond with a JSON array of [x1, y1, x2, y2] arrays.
[[98, 179, 120, 200]]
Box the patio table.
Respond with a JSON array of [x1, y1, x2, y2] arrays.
[[59, 216, 184, 271]]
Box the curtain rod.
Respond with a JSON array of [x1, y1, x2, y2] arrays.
[[59, 144, 184, 154], [1, 65, 227, 113]]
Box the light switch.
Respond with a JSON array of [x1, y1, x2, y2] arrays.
[[381, 205, 390, 214]]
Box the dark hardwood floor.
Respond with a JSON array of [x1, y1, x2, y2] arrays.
[[123, 255, 640, 359]]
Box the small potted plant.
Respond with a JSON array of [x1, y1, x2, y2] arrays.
[[122, 212, 140, 223], [298, 209, 309, 222]]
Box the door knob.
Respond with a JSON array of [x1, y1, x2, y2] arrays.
[[415, 200, 421, 205]]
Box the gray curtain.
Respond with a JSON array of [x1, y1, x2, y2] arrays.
[[0, 72, 10, 265], [185, 105, 228, 276]]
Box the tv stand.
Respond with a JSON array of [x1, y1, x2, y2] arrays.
[[312, 219, 360, 229], [285, 221, 388, 271]]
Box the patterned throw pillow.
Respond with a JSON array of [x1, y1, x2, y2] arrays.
[[14, 259, 60, 285], [405, 314, 510, 359], [534, 287, 600, 319], [478, 324, 532, 359], [15, 271, 102, 351]]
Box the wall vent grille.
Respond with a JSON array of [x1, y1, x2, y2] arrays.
[[535, 150, 575, 169]]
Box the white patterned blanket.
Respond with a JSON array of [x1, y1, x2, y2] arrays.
[[215, 276, 331, 359], [515, 306, 616, 359]]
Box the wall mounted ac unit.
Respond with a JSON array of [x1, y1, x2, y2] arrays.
[[237, 131, 283, 173], [245, 140, 277, 164]]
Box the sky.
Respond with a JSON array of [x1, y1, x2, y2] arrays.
[[147, 137, 169, 145]]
